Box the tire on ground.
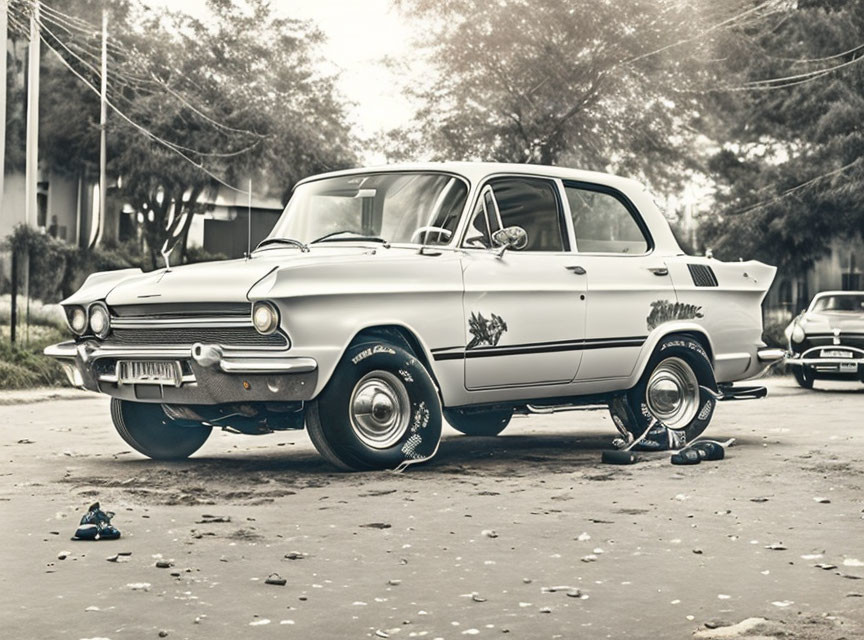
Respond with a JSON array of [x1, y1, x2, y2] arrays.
[[444, 407, 512, 436], [306, 341, 442, 471], [110, 399, 212, 460], [608, 335, 717, 449], [792, 365, 815, 389]]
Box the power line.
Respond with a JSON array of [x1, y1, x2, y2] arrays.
[[21, 12, 251, 194], [728, 157, 863, 217]]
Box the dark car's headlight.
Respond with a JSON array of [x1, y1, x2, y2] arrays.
[[67, 306, 87, 335], [252, 301, 279, 335], [791, 322, 805, 343], [88, 303, 111, 339]]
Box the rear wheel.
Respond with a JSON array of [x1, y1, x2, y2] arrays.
[[444, 408, 512, 437], [792, 365, 815, 389], [608, 336, 717, 450], [110, 399, 212, 460], [306, 341, 442, 471]]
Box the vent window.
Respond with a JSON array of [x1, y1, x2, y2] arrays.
[[688, 264, 718, 287]]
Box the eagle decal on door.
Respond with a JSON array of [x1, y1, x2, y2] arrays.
[[467, 312, 508, 349]]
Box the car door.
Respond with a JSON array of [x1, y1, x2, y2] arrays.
[[457, 176, 587, 390], [563, 180, 677, 381]]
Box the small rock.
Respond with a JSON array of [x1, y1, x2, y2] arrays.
[[127, 582, 151, 591], [265, 573, 287, 586], [284, 551, 306, 560], [750, 497, 769, 503], [375, 631, 389, 639], [765, 544, 787, 551], [813, 497, 831, 504], [106, 554, 121, 562], [17, 438, 34, 444], [522, 578, 532, 584], [693, 548, 703, 555], [481, 529, 498, 539], [57, 551, 70, 560], [566, 589, 583, 599], [388, 579, 401, 586], [197, 515, 231, 523], [815, 563, 837, 570], [472, 594, 487, 603], [360, 522, 391, 529], [846, 592, 863, 598], [539, 606, 552, 613], [155, 561, 173, 569], [158, 631, 168, 638], [581, 554, 598, 562]]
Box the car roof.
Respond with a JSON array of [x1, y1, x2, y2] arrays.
[[295, 162, 646, 192], [813, 291, 864, 298]]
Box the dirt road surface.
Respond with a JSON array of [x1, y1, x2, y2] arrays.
[[2, 377, 863, 639]]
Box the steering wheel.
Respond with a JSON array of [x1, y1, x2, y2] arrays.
[[410, 226, 453, 244]]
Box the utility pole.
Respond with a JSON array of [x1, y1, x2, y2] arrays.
[[94, 6, 107, 247], [0, 0, 8, 216], [24, 0, 40, 345]]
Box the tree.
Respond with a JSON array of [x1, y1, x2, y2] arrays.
[[9, 0, 356, 269], [700, 0, 864, 274], [392, 0, 780, 192]]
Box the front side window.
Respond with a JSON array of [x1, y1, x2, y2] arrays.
[[566, 185, 649, 254], [265, 173, 468, 247], [463, 177, 565, 251]]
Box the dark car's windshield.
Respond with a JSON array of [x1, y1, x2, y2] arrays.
[[811, 294, 864, 313], [263, 172, 468, 248]]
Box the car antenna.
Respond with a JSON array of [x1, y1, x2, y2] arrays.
[[246, 178, 252, 260]]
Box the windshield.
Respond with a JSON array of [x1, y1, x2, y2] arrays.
[[811, 294, 864, 313], [265, 172, 468, 247]]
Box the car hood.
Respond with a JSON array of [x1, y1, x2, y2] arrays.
[[101, 246, 383, 307], [801, 311, 864, 333]]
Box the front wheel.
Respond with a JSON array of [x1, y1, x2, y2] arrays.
[[110, 399, 212, 460], [609, 336, 717, 450], [306, 342, 442, 471], [792, 365, 815, 389], [444, 408, 512, 436]]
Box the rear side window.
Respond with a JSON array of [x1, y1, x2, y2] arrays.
[[566, 185, 649, 254]]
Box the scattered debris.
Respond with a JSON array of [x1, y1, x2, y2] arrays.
[[765, 543, 787, 551], [481, 529, 498, 538], [360, 522, 392, 529], [694, 617, 769, 639], [57, 551, 70, 560], [813, 497, 831, 504], [265, 573, 287, 586], [73, 503, 120, 541], [471, 594, 487, 603], [284, 551, 306, 560], [155, 561, 174, 569], [197, 515, 231, 524]]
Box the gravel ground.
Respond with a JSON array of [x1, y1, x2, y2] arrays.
[[1, 377, 863, 639]]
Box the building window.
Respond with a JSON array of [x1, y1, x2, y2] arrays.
[[842, 272, 861, 290]]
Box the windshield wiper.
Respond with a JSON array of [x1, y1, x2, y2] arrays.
[[255, 237, 310, 252], [310, 230, 388, 245]]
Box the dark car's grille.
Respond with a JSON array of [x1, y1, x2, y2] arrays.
[[800, 333, 864, 352], [104, 327, 287, 349]]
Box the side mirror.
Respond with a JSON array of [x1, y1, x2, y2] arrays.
[[492, 226, 528, 256]]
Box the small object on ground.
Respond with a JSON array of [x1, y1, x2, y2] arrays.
[[481, 529, 498, 538], [158, 631, 168, 638], [815, 563, 837, 570], [601, 450, 637, 465], [693, 548, 704, 555], [388, 579, 401, 586], [284, 551, 306, 560], [197, 515, 231, 524], [57, 551, 70, 560], [17, 438, 34, 444], [690, 441, 725, 461], [471, 594, 487, 602], [671, 448, 701, 465], [765, 543, 787, 551], [814, 497, 831, 504], [566, 589, 583, 598], [360, 522, 391, 529], [265, 573, 287, 586], [750, 497, 769, 503], [73, 502, 121, 541], [155, 560, 173, 569]]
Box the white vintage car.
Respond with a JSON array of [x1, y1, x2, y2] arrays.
[[46, 163, 782, 470], [785, 291, 864, 388]]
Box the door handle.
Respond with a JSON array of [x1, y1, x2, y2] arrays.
[[565, 265, 587, 275], [647, 267, 669, 276]]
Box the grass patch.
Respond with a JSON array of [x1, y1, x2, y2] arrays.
[[0, 323, 68, 389]]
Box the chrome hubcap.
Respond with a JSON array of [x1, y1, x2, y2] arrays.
[[349, 371, 410, 449], [645, 357, 700, 430]]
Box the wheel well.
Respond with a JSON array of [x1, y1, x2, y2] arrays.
[[349, 325, 439, 385], [678, 330, 714, 364]]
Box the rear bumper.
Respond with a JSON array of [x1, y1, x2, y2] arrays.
[[44, 340, 318, 404]]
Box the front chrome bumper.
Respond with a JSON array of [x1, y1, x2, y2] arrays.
[[44, 340, 318, 404], [786, 345, 864, 368]]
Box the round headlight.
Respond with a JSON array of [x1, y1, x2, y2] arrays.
[[89, 304, 110, 338], [69, 307, 87, 335], [791, 323, 805, 343], [252, 302, 279, 335]]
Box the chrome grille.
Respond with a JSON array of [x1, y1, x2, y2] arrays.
[[104, 327, 288, 349]]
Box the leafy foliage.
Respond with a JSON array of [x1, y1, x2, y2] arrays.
[[701, 0, 864, 272]]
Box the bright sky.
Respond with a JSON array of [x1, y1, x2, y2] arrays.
[[144, 0, 419, 155]]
